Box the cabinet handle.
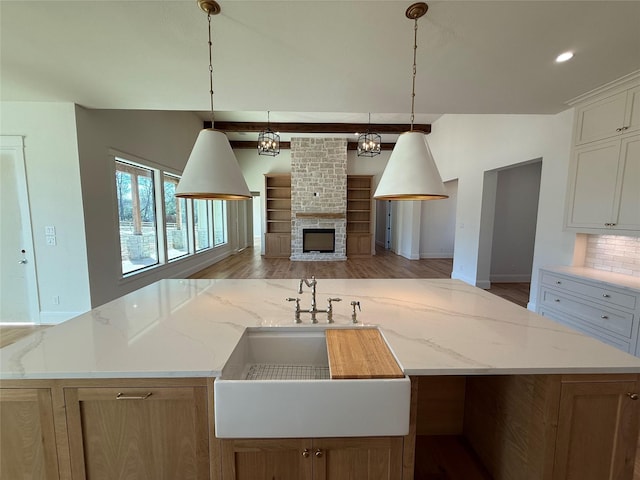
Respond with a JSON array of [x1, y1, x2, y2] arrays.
[[556, 281, 562, 285], [616, 127, 623, 132], [627, 393, 639, 401], [601, 315, 609, 320], [315, 449, 323, 458], [555, 299, 560, 302], [603, 293, 611, 298], [302, 449, 310, 458], [116, 392, 152, 400], [621, 126, 629, 131]]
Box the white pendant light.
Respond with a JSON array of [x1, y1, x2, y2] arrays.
[[374, 2, 448, 201], [175, 0, 250, 200]]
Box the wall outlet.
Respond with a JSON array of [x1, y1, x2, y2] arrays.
[[45, 226, 56, 235], [46, 235, 57, 246]]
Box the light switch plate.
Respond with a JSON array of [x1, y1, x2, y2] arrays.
[[45, 226, 56, 235], [46, 235, 57, 246]]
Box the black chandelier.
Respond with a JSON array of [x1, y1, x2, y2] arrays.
[[357, 113, 381, 157], [258, 111, 280, 156]]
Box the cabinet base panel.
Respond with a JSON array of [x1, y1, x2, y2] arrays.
[[414, 435, 491, 480]]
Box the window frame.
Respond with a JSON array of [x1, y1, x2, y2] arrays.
[[111, 152, 230, 281]]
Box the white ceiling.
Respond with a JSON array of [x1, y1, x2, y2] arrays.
[[1, 0, 639, 129]]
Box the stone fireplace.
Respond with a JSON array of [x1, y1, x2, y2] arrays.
[[290, 138, 347, 261]]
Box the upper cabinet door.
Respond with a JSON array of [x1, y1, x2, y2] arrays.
[[566, 139, 621, 229], [575, 86, 640, 145], [613, 135, 640, 230], [575, 91, 628, 145]]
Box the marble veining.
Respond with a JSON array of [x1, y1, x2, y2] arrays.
[[2, 278, 640, 379]]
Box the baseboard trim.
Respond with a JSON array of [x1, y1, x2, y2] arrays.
[[489, 274, 532, 283]]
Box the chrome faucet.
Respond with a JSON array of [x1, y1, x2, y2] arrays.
[[288, 276, 341, 323], [298, 276, 318, 314]]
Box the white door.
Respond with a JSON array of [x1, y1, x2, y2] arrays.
[[0, 136, 39, 323]]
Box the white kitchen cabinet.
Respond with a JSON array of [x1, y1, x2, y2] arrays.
[[537, 268, 640, 355], [575, 85, 640, 145], [565, 134, 640, 232]]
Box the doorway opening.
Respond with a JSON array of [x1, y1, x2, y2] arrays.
[[477, 159, 542, 301]]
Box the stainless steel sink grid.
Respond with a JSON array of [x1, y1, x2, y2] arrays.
[[245, 363, 330, 380]]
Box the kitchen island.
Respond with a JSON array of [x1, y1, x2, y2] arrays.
[[2, 278, 640, 479]]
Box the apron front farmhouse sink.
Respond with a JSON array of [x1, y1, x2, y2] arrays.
[[214, 326, 410, 438]]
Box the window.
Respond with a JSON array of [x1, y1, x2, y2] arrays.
[[213, 200, 227, 246], [115, 161, 159, 274], [164, 175, 189, 261], [114, 156, 230, 277], [194, 199, 211, 252]]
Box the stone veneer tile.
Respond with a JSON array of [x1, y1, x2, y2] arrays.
[[290, 138, 347, 261]]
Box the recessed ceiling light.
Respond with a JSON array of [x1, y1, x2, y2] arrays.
[[556, 51, 574, 63]]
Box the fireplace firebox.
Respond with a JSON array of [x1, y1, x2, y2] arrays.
[[303, 229, 335, 253]]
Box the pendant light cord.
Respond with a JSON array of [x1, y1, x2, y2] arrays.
[[410, 17, 418, 131], [207, 13, 215, 128]]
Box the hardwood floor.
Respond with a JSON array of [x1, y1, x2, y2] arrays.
[[190, 246, 530, 308], [190, 246, 454, 280]]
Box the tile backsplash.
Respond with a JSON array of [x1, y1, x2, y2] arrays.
[[585, 235, 640, 277]]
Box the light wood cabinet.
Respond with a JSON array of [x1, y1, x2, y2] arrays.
[[346, 175, 373, 256], [64, 384, 210, 480], [221, 437, 402, 480], [264, 174, 292, 257], [418, 374, 640, 480], [575, 85, 640, 145], [0, 388, 60, 480], [554, 376, 639, 479], [565, 134, 640, 232]]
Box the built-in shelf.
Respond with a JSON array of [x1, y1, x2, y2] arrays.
[[346, 175, 373, 256], [264, 174, 292, 257]]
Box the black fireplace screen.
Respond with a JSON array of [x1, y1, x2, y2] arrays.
[[302, 229, 335, 253]]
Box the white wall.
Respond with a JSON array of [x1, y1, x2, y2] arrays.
[[428, 111, 577, 309], [420, 179, 458, 258], [490, 161, 542, 283], [0, 102, 91, 322], [74, 107, 235, 307]]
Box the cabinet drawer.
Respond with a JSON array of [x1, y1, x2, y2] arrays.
[[540, 289, 634, 338], [541, 271, 637, 310], [539, 308, 632, 353]]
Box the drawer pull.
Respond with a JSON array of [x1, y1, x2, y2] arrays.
[[601, 315, 609, 320], [602, 294, 611, 298], [627, 393, 639, 401], [554, 299, 560, 302], [556, 281, 562, 285], [315, 449, 323, 458], [116, 392, 152, 400], [302, 449, 310, 458]]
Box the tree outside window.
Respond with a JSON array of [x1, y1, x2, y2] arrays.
[[164, 176, 189, 261], [115, 160, 159, 274]]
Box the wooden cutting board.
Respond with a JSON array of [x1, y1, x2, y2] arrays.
[[325, 328, 404, 379]]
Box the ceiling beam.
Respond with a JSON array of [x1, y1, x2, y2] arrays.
[[229, 141, 396, 151], [206, 121, 431, 134]]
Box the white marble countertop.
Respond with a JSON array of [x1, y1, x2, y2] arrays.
[[541, 265, 640, 294], [2, 278, 640, 380]]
